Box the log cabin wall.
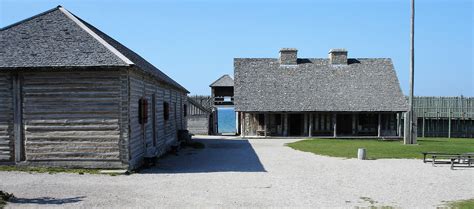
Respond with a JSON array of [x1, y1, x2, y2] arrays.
[[0, 72, 14, 162], [128, 69, 187, 169], [20, 70, 124, 168]]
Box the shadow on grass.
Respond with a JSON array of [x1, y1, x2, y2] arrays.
[[141, 138, 266, 173]]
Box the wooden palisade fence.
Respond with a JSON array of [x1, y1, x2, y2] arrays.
[[412, 96, 474, 138]]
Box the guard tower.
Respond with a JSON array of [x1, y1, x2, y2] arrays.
[[210, 75, 235, 134]]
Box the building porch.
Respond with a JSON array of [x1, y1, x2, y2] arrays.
[[238, 112, 404, 138]]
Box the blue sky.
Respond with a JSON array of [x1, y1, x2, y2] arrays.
[[1, 0, 472, 96]]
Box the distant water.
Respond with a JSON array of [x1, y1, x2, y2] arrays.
[[218, 108, 236, 133]]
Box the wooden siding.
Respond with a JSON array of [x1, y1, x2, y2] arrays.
[[21, 71, 123, 167], [0, 73, 13, 161], [128, 70, 187, 169], [129, 72, 146, 164], [187, 115, 209, 135], [119, 70, 130, 164]]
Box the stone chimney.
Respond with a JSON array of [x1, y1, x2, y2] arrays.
[[329, 48, 348, 65], [279, 48, 298, 65]]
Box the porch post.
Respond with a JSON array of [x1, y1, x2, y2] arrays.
[[241, 112, 245, 137], [378, 113, 382, 137], [264, 113, 268, 137], [283, 113, 288, 136], [236, 111, 239, 135], [308, 113, 313, 137], [352, 113, 357, 135], [333, 113, 337, 138], [303, 114, 308, 136], [397, 112, 402, 137]]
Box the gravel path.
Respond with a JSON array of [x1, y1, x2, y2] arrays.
[[1, 136, 473, 208]]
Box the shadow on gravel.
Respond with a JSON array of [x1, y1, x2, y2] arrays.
[[142, 138, 266, 173], [10, 196, 85, 205]]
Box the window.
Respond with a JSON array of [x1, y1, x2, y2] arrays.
[[138, 97, 148, 124], [183, 104, 187, 117], [163, 102, 169, 121]]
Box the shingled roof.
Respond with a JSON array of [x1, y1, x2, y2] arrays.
[[0, 6, 188, 93], [210, 74, 234, 87], [234, 52, 408, 112]]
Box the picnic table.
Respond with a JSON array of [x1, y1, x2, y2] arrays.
[[450, 153, 474, 170], [421, 152, 459, 163], [422, 152, 474, 169]]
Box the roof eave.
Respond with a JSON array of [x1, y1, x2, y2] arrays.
[[58, 6, 134, 66]]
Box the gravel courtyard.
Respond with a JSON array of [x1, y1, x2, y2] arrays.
[[1, 136, 473, 208]]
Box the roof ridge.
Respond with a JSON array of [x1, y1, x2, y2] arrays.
[[1, 6, 61, 31], [57, 7, 134, 65], [209, 74, 228, 86], [210, 74, 233, 87]]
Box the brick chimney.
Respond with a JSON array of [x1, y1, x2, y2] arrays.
[[329, 48, 348, 65], [279, 48, 298, 65]]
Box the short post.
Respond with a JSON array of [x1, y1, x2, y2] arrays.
[[358, 148, 366, 160]]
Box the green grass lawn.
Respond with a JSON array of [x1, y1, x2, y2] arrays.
[[444, 198, 474, 209], [287, 138, 474, 159]]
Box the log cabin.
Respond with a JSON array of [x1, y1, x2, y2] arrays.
[[234, 48, 408, 138], [0, 6, 188, 169]]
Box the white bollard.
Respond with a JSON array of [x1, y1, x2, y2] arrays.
[[358, 148, 366, 160]]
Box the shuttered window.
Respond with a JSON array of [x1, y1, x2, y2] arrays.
[[138, 97, 148, 124], [164, 102, 169, 121]]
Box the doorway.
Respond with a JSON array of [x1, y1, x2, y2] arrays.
[[336, 114, 353, 135], [288, 114, 303, 136], [217, 107, 236, 134]]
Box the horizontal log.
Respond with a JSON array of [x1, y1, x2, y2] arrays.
[[23, 84, 120, 90], [0, 150, 11, 155], [24, 97, 119, 102], [25, 125, 119, 131], [25, 119, 119, 125], [26, 146, 119, 153], [25, 135, 119, 142], [26, 141, 118, 146], [0, 146, 12, 151], [27, 152, 120, 160], [24, 108, 119, 114], [23, 92, 120, 97], [23, 87, 120, 93], [24, 102, 119, 108], [0, 156, 12, 161], [23, 114, 119, 120], [25, 130, 120, 137]]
